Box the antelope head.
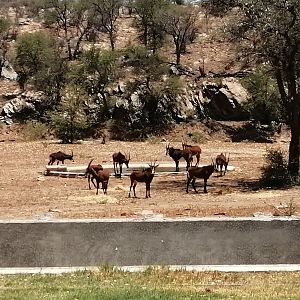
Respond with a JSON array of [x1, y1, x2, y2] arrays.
[[124, 152, 131, 168], [165, 143, 170, 155], [149, 160, 159, 172]]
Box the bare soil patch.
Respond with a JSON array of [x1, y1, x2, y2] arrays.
[[0, 131, 299, 220]]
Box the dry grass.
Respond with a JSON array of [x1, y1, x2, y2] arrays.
[[0, 130, 299, 220]]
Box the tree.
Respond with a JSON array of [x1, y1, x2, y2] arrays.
[[70, 48, 120, 119], [132, 0, 170, 53], [230, 0, 300, 177], [201, 0, 239, 17], [93, 0, 122, 51], [161, 5, 199, 65], [241, 67, 286, 124], [41, 0, 96, 60], [0, 17, 10, 78], [14, 31, 57, 89], [49, 84, 89, 143]]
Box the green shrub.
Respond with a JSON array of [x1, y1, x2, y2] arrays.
[[190, 131, 207, 143], [241, 67, 286, 124], [22, 122, 49, 141], [261, 148, 292, 187], [49, 85, 89, 143]]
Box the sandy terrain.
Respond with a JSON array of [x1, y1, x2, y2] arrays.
[[0, 136, 299, 220]]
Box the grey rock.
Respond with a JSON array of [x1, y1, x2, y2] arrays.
[[1, 62, 18, 80]]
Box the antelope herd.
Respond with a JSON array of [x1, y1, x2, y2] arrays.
[[47, 142, 230, 197]]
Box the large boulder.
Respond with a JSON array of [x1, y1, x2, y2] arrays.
[[201, 78, 249, 120]]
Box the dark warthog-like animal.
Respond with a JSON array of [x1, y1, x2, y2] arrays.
[[85, 161, 103, 189], [87, 159, 110, 195], [48, 151, 74, 165], [182, 140, 201, 166], [186, 162, 218, 193], [128, 161, 159, 198], [166, 143, 192, 172], [112, 152, 130, 176], [215, 153, 230, 176]]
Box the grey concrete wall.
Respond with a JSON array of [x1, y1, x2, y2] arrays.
[[0, 218, 299, 268]]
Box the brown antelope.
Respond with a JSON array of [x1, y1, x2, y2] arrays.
[[215, 153, 230, 176], [48, 151, 74, 165], [166, 143, 192, 172], [85, 161, 103, 189], [186, 161, 218, 193], [182, 140, 201, 166], [87, 159, 110, 195], [112, 152, 130, 176], [128, 161, 159, 198]]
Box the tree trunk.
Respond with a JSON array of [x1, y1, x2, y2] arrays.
[[109, 31, 115, 51], [288, 92, 300, 178], [175, 42, 181, 65]]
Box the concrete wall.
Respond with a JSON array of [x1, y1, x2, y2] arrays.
[[0, 218, 299, 268]]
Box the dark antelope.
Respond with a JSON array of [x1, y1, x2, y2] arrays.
[[166, 143, 192, 172], [87, 159, 110, 195], [186, 161, 218, 193], [112, 152, 130, 176], [215, 153, 230, 176], [85, 161, 103, 189], [182, 140, 201, 166], [48, 151, 74, 165], [128, 161, 159, 198]]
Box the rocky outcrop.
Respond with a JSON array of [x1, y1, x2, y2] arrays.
[[0, 76, 250, 125], [0, 90, 47, 124]]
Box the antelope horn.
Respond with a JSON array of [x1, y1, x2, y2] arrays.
[[88, 159, 94, 169]]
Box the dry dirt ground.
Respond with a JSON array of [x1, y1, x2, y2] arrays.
[[0, 130, 299, 220]]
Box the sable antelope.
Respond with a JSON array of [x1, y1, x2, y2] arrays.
[[112, 152, 130, 176], [85, 161, 103, 189], [128, 161, 159, 198], [48, 151, 74, 165], [186, 161, 218, 193], [182, 140, 201, 166], [215, 153, 230, 176], [166, 143, 192, 172], [87, 159, 110, 195]]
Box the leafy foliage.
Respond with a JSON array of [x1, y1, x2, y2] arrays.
[[241, 67, 286, 124], [201, 0, 239, 16], [261, 148, 292, 187], [0, 16, 10, 77], [49, 85, 89, 143], [229, 0, 300, 176], [14, 31, 57, 88], [70, 48, 120, 120], [22, 121, 49, 141]]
